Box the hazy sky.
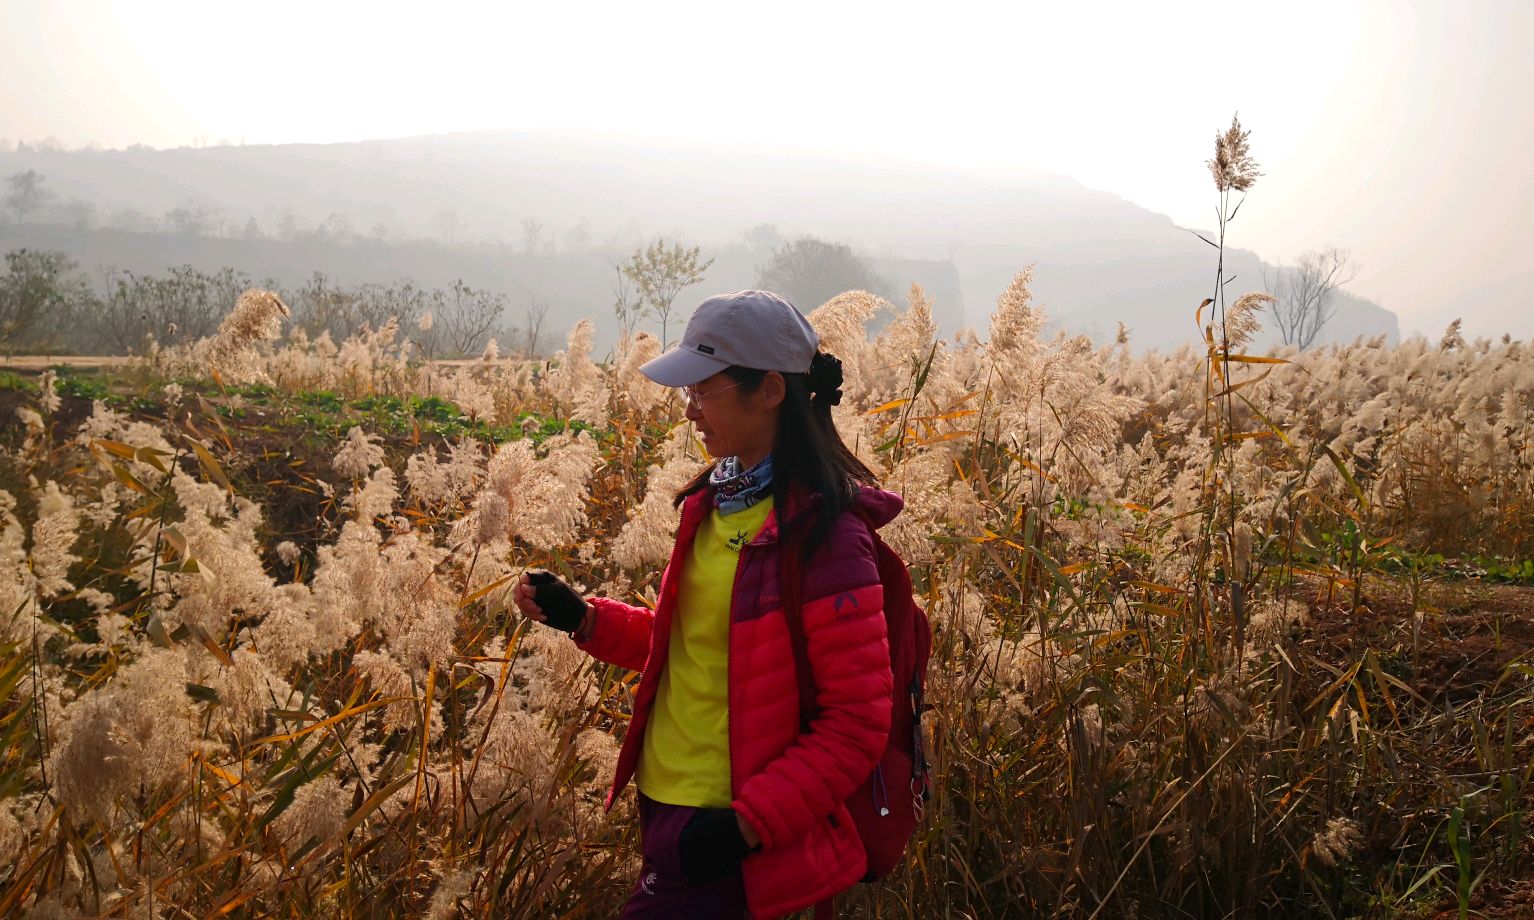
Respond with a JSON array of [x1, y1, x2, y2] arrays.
[[2, 0, 1530, 336]]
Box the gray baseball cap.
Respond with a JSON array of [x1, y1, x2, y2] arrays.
[[640, 290, 819, 387]]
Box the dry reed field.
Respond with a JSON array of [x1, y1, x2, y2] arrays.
[[1, 131, 1532, 920]]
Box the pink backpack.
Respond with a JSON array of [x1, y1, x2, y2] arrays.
[[782, 509, 934, 916]]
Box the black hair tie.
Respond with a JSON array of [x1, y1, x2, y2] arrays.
[[809, 352, 844, 407]]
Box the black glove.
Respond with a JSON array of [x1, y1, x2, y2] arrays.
[[678, 808, 756, 884], [526, 570, 588, 633]]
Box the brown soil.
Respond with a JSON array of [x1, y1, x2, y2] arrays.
[[1301, 577, 1534, 918], [1427, 878, 1534, 920], [1302, 577, 1534, 704]]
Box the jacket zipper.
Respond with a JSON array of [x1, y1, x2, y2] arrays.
[[622, 495, 701, 806], [730, 504, 780, 819], [727, 540, 744, 803]]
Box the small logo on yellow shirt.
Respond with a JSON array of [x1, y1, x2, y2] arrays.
[[727, 530, 750, 552]]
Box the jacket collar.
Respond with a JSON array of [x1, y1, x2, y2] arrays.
[[680, 479, 904, 547], [681, 478, 817, 548]]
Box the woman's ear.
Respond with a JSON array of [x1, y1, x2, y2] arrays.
[[759, 371, 787, 410]]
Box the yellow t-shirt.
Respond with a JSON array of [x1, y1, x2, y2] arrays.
[[636, 495, 775, 807]]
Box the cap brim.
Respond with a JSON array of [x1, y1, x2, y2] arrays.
[[640, 345, 731, 387]]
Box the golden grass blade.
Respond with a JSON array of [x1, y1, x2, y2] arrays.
[[249, 697, 408, 747]]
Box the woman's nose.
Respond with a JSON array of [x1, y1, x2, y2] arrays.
[[683, 396, 702, 422]]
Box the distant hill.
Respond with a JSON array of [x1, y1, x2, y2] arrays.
[[0, 131, 1399, 351]]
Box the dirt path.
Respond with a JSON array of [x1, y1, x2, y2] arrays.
[[1, 354, 134, 369]]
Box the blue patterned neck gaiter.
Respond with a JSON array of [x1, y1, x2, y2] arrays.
[[709, 454, 774, 515]]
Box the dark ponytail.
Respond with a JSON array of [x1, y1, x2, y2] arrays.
[[674, 350, 877, 559], [806, 351, 844, 407]]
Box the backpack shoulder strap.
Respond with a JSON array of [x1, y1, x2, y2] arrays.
[[782, 508, 881, 733]]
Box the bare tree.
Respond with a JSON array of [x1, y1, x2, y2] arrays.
[[94, 264, 251, 353], [1265, 247, 1357, 350], [290, 273, 428, 342], [620, 239, 714, 348], [520, 300, 550, 358], [611, 260, 644, 345], [0, 249, 87, 347], [564, 220, 593, 253], [6, 171, 52, 222], [438, 279, 506, 356], [522, 219, 546, 255]]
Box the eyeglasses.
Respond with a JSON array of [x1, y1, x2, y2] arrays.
[[681, 380, 745, 405]]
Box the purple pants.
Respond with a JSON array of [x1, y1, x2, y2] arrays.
[[618, 792, 749, 919]]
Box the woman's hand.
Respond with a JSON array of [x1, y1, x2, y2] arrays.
[[511, 572, 547, 623], [678, 808, 761, 883], [513, 571, 593, 636]]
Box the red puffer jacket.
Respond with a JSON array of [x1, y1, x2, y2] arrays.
[[578, 481, 900, 919]]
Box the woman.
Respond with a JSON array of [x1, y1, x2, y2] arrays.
[[512, 289, 902, 919]]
